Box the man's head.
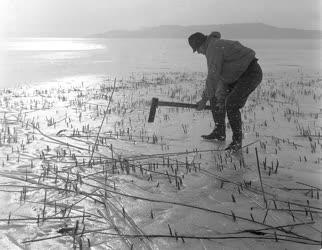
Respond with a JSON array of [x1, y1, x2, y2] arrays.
[[188, 32, 207, 54]]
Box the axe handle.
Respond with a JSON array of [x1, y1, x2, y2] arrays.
[[158, 101, 212, 110]]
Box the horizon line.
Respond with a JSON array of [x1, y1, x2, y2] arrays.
[[4, 22, 322, 38]]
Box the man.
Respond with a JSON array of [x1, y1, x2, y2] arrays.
[[188, 31, 262, 151]]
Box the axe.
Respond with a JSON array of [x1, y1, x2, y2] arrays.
[[148, 97, 211, 123]]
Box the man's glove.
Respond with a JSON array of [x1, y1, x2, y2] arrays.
[[196, 98, 207, 111]]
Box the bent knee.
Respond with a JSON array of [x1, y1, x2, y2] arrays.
[[226, 99, 242, 111]]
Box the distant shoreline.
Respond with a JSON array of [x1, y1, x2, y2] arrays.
[[5, 23, 322, 39], [4, 37, 322, 40], [90, 23, 322, 40]]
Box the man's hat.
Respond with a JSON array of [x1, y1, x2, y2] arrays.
[[188, 32, 207, 52]]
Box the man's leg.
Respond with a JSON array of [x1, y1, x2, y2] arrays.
[[225, 60, 263, 149], [202, 96, 226, 140]]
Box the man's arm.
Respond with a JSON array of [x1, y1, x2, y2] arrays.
[[204, 42, 226, 102], [197, 42, 228, 111]]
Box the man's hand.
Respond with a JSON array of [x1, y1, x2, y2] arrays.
[[196, 99, 207, 111]]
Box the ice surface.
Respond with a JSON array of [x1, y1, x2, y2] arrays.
[[0, 69, 320, 249]]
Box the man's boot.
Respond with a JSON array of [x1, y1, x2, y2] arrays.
[[225, 135, 242, 151], [225, 108, 242, 151], [202, 107, 226, 141], [201, 126, 226, 140]]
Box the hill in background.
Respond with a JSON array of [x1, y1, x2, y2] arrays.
[[92, 23, 322, 39]]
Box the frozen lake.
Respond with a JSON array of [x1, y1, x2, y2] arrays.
[[0, 37, 321, 249]]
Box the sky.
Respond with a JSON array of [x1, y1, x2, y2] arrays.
[[0, 0, 321, 37]]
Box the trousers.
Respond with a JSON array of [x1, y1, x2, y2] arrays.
[[210, 59, 263, 141]]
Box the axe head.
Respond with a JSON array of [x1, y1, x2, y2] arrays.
[[148, 97, 159, 123]]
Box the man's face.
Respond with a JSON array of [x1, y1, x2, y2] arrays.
[[196, 43, 206, 55]]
